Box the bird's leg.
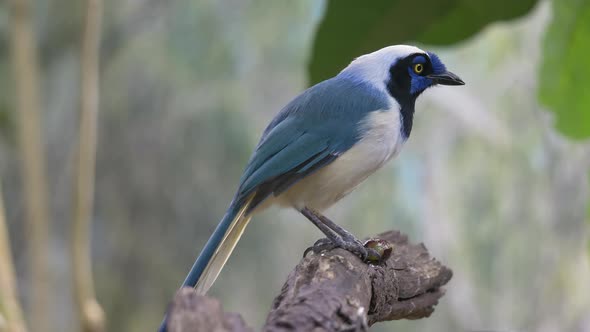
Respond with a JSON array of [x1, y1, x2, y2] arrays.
[[300, 208, 340, 256], [300, 207, 380, 261], [316, 212, 382, 261], [314, 212, 362, 243]]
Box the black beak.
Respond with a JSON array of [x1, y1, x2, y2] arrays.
[[428, 71, 465, 86]]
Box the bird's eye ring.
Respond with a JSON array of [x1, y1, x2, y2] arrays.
[[413, 63, 424, 74]]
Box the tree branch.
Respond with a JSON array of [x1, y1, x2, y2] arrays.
[[167, 289, 253, 332], [0, 180, 28, 332], [72, 0, 105, 331], [166, 230, 452, 331], [9, 0, 50, 329]]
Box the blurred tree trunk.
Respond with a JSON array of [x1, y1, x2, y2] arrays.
[[72, 0, 105, 331], [8, 0, 51, 330], [0, 181, 28, 332]]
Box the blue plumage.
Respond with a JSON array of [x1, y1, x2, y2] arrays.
[[236, 77, 390, 206], [427, 51, 447, 75], [180, 201, 242, 288], [159, 45, 464, 332], [409, 69, 433, 95]]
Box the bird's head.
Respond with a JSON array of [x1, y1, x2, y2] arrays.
[[339, 45, 464, 101]]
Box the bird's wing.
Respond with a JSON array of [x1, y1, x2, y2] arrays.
[[234, 77, 391, 210], [236, 122, 349, 209]]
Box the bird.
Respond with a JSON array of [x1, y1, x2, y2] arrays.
[[159, 45, 463, 331]]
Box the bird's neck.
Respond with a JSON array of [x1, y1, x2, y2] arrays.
[[387, 90, 417, 140], [398, 100, 416, 140], [385, 75, 419, 140]]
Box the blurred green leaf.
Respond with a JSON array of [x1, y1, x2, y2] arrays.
[[539, 0, 590, 139], [308, 0, 538, 84]]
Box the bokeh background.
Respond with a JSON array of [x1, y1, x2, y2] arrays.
[[1, 0, 590, 331]]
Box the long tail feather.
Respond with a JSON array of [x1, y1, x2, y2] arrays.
[[159, 195, 254, 332], [193, 197, 253, 294]]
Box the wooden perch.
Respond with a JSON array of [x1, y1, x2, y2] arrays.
[[166, 230, 452, 332]]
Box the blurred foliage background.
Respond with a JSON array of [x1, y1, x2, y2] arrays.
[[1, 0, 590, 331]]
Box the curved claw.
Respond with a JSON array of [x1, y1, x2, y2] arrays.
[[313, 238, 334, 248], [303, 238, 337, 257], [303, 246, 313, 258]]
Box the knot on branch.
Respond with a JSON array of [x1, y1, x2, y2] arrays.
[[167, 230, 452, 332]]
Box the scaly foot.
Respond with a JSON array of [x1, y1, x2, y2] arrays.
[[304, 237, 382, 262]]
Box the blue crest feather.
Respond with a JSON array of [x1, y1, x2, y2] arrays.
[[427, 52, 446, 75]]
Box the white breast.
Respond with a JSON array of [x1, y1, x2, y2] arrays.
[[271, 107, 405, 212]]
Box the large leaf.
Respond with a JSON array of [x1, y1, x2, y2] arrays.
[[309, 0, 538, 84], [539, 0, 590, 140]]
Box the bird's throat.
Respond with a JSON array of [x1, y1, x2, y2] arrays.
[[399, 99, 416, 140]]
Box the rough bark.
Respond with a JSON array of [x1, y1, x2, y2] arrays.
[[167, 288, 253, 332], [167, 230, 452, 332]]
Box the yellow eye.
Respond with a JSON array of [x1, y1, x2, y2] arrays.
[[414, 63, 424, 74]]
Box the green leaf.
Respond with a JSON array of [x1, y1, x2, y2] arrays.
[[539, 0, 590, 140], [308, 0, 538, 84]]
